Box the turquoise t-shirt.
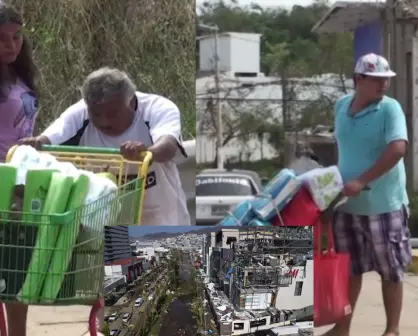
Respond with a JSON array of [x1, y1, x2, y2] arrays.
[[334, 94, 408, 215]]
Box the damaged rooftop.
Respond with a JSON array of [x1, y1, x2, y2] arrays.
[[206, 285, 289, 323], [312, 0, 418, 34]]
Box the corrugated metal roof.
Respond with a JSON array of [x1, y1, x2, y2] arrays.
[[395, 0, 418, 19], [312, 1, 384, 33]]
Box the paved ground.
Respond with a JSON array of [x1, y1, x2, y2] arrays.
[[315, 273, 418, 336], [25, 305, 104, 336]]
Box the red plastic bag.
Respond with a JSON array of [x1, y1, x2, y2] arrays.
[[273, 187, 320, 226], [314, 221, 352, 327]]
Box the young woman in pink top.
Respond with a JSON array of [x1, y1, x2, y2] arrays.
[[0, 3, 38, 162], [0, 3, 39, 336]]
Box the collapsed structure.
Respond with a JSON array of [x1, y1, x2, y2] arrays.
[[203, 227, 313, 335]]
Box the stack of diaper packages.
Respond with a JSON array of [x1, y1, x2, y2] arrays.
[[217, 165, 347, 227], [272, 165, 347, 227], [297, 165, 347, 211], [0, 145, 120, 303], [218, 169, 302, 227]]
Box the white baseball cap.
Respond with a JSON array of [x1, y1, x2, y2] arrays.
[[354, 53, 396, 77]]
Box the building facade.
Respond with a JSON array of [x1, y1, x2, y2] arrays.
[[104, 226, 131, 263]]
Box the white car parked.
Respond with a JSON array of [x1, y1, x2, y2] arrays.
[[196, 169, 262, 225]]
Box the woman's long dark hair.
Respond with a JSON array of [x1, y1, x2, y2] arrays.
[[0, 3, 38, 94]]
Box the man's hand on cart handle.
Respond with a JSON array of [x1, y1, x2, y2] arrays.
[[18, 135, 51, 149], [343, 179, 370, 197], [120, 140, 147, 161]]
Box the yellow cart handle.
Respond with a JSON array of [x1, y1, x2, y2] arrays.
[[6, 144, 153, 180], [40, 145, 123, 155], [6, 144, 152, 226]]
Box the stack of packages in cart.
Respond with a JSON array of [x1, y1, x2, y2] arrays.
[[0, 145, 120, 304], [218, 159, 347, 226]]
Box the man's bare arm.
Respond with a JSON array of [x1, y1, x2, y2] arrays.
[[358, 140, 407, 185], [148, 135, 179, 163]]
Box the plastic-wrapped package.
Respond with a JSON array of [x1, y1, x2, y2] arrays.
[[297, 166, 347, 211], [252, 169, 301, 220]]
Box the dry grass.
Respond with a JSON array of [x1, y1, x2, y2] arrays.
[[10, 0, 195, 137], [408, 255, 418, 275]]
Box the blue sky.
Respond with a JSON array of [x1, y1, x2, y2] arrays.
[[129, 226, 211, 237]]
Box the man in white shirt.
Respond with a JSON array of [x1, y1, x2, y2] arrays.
[[20, 67, 191, 226]]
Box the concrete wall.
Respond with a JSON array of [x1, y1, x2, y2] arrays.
[[275, 260, 313, 310], [178, 139, 196, 223], [383, 2, 418, 191]]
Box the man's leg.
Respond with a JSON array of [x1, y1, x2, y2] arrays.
[[381, 280, 402, 336], [374, 207, 411, 336], [5, 302, 28, 336]]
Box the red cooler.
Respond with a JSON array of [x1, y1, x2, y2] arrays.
[[273, 186, 320, 227]]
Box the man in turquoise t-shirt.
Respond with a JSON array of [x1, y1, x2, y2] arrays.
[[324, 53, 411, 336]]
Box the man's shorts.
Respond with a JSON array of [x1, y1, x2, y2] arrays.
[[332, 206, 412, 282], [0, 223, 38, 300]]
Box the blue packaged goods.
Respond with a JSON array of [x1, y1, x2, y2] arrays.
[[252, 168, 302, 220], [218, 200, 255, 226], [217, 215, 240, 226], [247, 218, 272, 227]]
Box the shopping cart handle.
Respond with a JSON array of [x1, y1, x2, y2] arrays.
[[320, 185, 370, 222], [320, 192, 345, 223], [40, 145, 122, 155], [39, 145, 152, 163]]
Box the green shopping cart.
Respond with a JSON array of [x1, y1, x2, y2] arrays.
[[0, 145, 152, 336]]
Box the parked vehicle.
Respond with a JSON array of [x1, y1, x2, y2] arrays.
[[122, 312, 132, 323], [196, 169, 262, 225], [107, 312, 119, 323]]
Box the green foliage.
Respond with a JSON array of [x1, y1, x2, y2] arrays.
[[103, 322, 110, 336], [197, 0, 354, 161], [198, 0, 352, 78], [9, 0, 195, 138]]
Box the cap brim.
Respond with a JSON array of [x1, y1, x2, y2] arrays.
[[361, 71, 396, 77]]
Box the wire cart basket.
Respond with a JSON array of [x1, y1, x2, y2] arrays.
[[0, 145, 152, 336]]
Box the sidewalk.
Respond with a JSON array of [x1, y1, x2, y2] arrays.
[[315, 273, 418, 335], [27, 305, 103, 336]]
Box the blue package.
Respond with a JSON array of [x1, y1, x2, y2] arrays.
[[217, 200, 255, 226], [246, 218, 272, 227], [251, 168, 301, 221], [217, 215, 241, 226]]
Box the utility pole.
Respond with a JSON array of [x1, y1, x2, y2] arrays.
[[214, 31, 224, 169], [198, 23, 223, 169]]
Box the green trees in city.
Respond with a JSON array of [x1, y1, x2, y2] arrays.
[[197, 0, 353, 159]]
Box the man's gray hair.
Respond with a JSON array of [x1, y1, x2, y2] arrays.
[[81, 67, 136, 107]]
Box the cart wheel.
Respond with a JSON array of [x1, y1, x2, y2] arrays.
[[0, 303, 7, 336], [88, 297, 104, 336]]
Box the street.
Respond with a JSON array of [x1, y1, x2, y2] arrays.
[[314, 273, 418, 336], [105, 266, 166, 336], [26, 305, 98, 336]]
